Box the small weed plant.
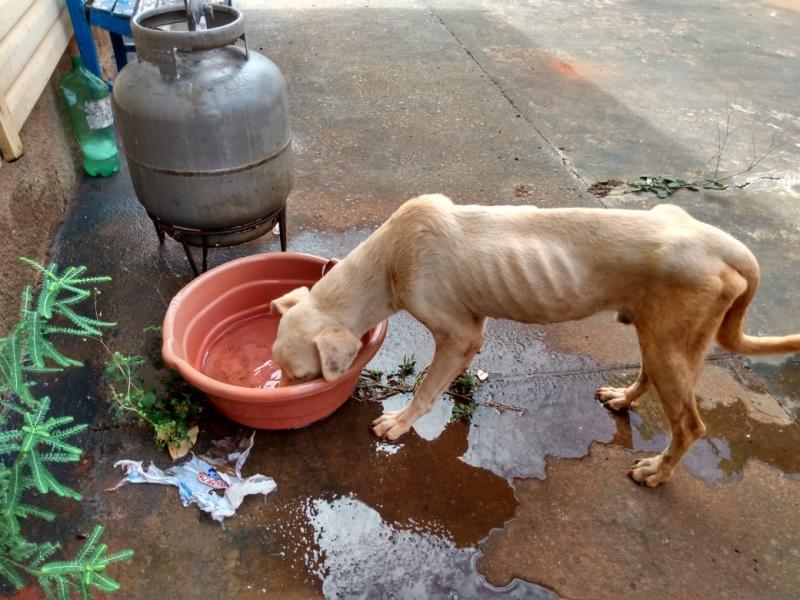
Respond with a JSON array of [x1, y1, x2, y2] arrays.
[[0, 259, 132, 599], [396, 355, 417, 380], [625, 175, 726, 198], [104, 348, 201, 458], [354, 356, 485, 424], [447, 373, 479, 424], [592, 108, 782, 200]]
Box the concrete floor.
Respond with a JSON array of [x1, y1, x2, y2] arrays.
[[27, 0, 800, 598]]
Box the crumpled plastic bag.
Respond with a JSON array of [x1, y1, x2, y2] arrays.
[[108, 432, 276, 524]]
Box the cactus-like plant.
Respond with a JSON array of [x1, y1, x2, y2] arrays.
[[0, 260, 132, 599]]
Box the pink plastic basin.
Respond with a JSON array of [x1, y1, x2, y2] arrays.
[[162, 252, 387, 429]]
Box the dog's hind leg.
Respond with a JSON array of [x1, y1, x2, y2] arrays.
[[628, 348, 705, 487], [628, 282, 735, 486], [597, 365, 650, 411], [372, 317, 485, 441]]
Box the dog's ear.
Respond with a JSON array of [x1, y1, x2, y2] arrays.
[[269, 287, 310, 316], [314, 326, 362, 381]]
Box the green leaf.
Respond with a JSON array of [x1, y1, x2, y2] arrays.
[[6, 463, 25, 508], [0, 560, 24, 588], [38, 576, 58, 600], [13, 541, 41, 562], [45, 437, 83, 456], [137, 391, 157, 410], [76, 525, 104, 562], [21, 405, 57, 452], [16, 503, 56, 521], [50, 423, 89, 440], [35, 337, 82, 369], [104, 548, 135, 565], [20, 284, 33, 320], [0, 429, 22, 444], [44, 326, 91, 336], [22, 365, 64, 375], [89, 543, 108, 566], [30, 542, 61, 567], [89, 571, 121, 593], [41, 468, 82, 500], [55, 576, 70, 600], [52, 292, 91, 306], [38, 280, 59, 319], [56, 305, 115, 335], [19, 256, 48, 273], [77, 577, 91, 600], [43, 415, 75, 430], [28, 448, 49, 493], [0, 333, 27, 397], [41, 560, 84, 575], [72, 275, 112, 284], [42, 452, 82, 463], [0, 443, 21, 455]]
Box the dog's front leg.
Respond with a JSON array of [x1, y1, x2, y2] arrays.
[[372, 334, 483, 440]]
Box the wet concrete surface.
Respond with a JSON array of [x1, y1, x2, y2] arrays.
[[426, 0, 800, 184], [477, 444, 800, 600], [245, 0, 595, 232], [10, 0, 800, 598]]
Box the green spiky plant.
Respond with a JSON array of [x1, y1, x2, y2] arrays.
[[0, 259, 133, 599]]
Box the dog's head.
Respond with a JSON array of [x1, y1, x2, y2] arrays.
[[270, 286, 362, 385]]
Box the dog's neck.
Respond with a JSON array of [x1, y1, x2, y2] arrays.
[[310, 231, 395, 337]]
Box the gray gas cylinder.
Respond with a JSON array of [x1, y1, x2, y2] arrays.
[[112, 5, 292, 246]]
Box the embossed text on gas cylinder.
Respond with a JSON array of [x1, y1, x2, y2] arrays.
[[144, 47, 176, 66], [223, 73, 253, 92]]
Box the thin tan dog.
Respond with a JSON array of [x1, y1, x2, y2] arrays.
[[270, 194, 800, 487]]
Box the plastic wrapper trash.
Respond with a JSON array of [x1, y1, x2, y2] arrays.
[[108, 433, 276, 524]]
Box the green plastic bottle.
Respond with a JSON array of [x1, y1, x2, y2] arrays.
[[59, 56, 120, 177]]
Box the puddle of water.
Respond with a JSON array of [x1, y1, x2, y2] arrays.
[[380, 393, 453, 441], [202, 314, 282, 388], [368, 313, 594, 378], [461, 374, 618, 481], [365, 313, 614, 483], [303, 496, 556, 600], [748, 355, 800, 419], [479, 319, 594, 376], [612, 387, 800, 483], [230, 397, 527, 594]]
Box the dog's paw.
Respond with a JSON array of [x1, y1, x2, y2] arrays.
[[595, 386, 635, 412], [372, 410, 412, 440], [628, 455, 671, 487]]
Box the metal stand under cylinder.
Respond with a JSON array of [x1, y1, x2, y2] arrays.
[[112, 5, 293, 275]]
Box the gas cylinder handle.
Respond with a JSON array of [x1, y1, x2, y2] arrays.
[[235, 33, 249, 60]]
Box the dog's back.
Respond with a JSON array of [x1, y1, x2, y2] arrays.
[[385, 196, 744, 324]]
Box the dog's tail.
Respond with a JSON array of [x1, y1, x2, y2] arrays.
[[716, 246, 800, 355]]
